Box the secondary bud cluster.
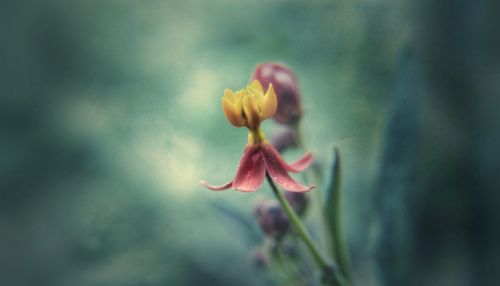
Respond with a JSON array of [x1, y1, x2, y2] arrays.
[[249, 248, 270, 269], [284, 191, 309, 217], [254, 199, 290, 240], [270, 127, 298, 153]]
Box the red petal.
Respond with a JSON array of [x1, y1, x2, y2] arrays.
[[261, 144, 315, 192], [262, 144, 313, 173], [288, 153, 313, 172], [232, 145, 266, 192], [200, 180, 232, 191]]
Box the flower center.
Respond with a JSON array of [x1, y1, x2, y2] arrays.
[[222, 80, 277, 130]]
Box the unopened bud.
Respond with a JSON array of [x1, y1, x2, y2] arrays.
[[249, 248, 269, 269], [254, 200, 290, 240], [251, 62, 303, 125], [270, 127, 298, 153], [284, 191, 309, 217]]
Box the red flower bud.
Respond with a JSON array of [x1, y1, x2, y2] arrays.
[[251, 63, 303, 125], [249, 248, 270, 269], [254, 200, 290, 240], [270, 127, 298, 153], [284, 191, 309, 217]]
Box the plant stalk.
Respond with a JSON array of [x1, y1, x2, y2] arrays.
[[293, 123, 353, 284], [266, 174, 348, 286]]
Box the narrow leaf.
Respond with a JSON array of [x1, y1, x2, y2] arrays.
[[324, 147, 352, 282]]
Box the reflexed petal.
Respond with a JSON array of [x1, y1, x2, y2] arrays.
[[232, 145, 266, 192], [200, 180, 233, 191], [261, 144, 315, 192], [243, 94, 261, 127], [287, 153, 313, 172], [222, 97, 245, 127], [262, 144, 313, 173], [250, 80, 264, 94], [259, 83, 277, 120]]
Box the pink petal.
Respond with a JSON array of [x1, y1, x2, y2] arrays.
[[200, 180, 232, 191], [288, 153, 313, 172], [261, 145, 315, 192], [231, 145, 267, 192], [262, 144, 313, 173]]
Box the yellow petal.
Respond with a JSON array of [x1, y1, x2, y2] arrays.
[[243, 93, 261, 127], [259, 83, 277, 120], [222, 97, 245, 127], [249, 80, 264, 94]]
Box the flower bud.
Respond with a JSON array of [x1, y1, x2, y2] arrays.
[[251, 63, 303, 125], [249, 248, 269, 269], [284, 191, 309, 216], [270, 127, 298, 153], [254, 200, 290, 240]]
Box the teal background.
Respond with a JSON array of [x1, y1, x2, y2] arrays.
[[2, 0, 499, 285]]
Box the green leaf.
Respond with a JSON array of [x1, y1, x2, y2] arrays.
[[324, 147, 352, 283]]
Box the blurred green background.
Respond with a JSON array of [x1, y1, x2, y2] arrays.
[[2, 0, 499, 286]]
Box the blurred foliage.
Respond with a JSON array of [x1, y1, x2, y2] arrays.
[[375, 1, 500, 285], [4, 0, 497, 286]]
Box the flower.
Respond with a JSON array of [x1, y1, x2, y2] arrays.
[[270, 127, 298, 153], [249, 248, 270, 269], [251, 63, 303, 125], [284, 191, 309, 216], [254, 199, 290, 240], [200, 80, 314, 192], [221, 80, 277, 132]]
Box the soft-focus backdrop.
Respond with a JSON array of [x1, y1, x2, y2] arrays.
[[2, 0, 499, 286]]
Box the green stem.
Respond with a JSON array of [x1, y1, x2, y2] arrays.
[[266, 174, 348, 286]]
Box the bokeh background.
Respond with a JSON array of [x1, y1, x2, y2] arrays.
[[1, 0, 499, 285]]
